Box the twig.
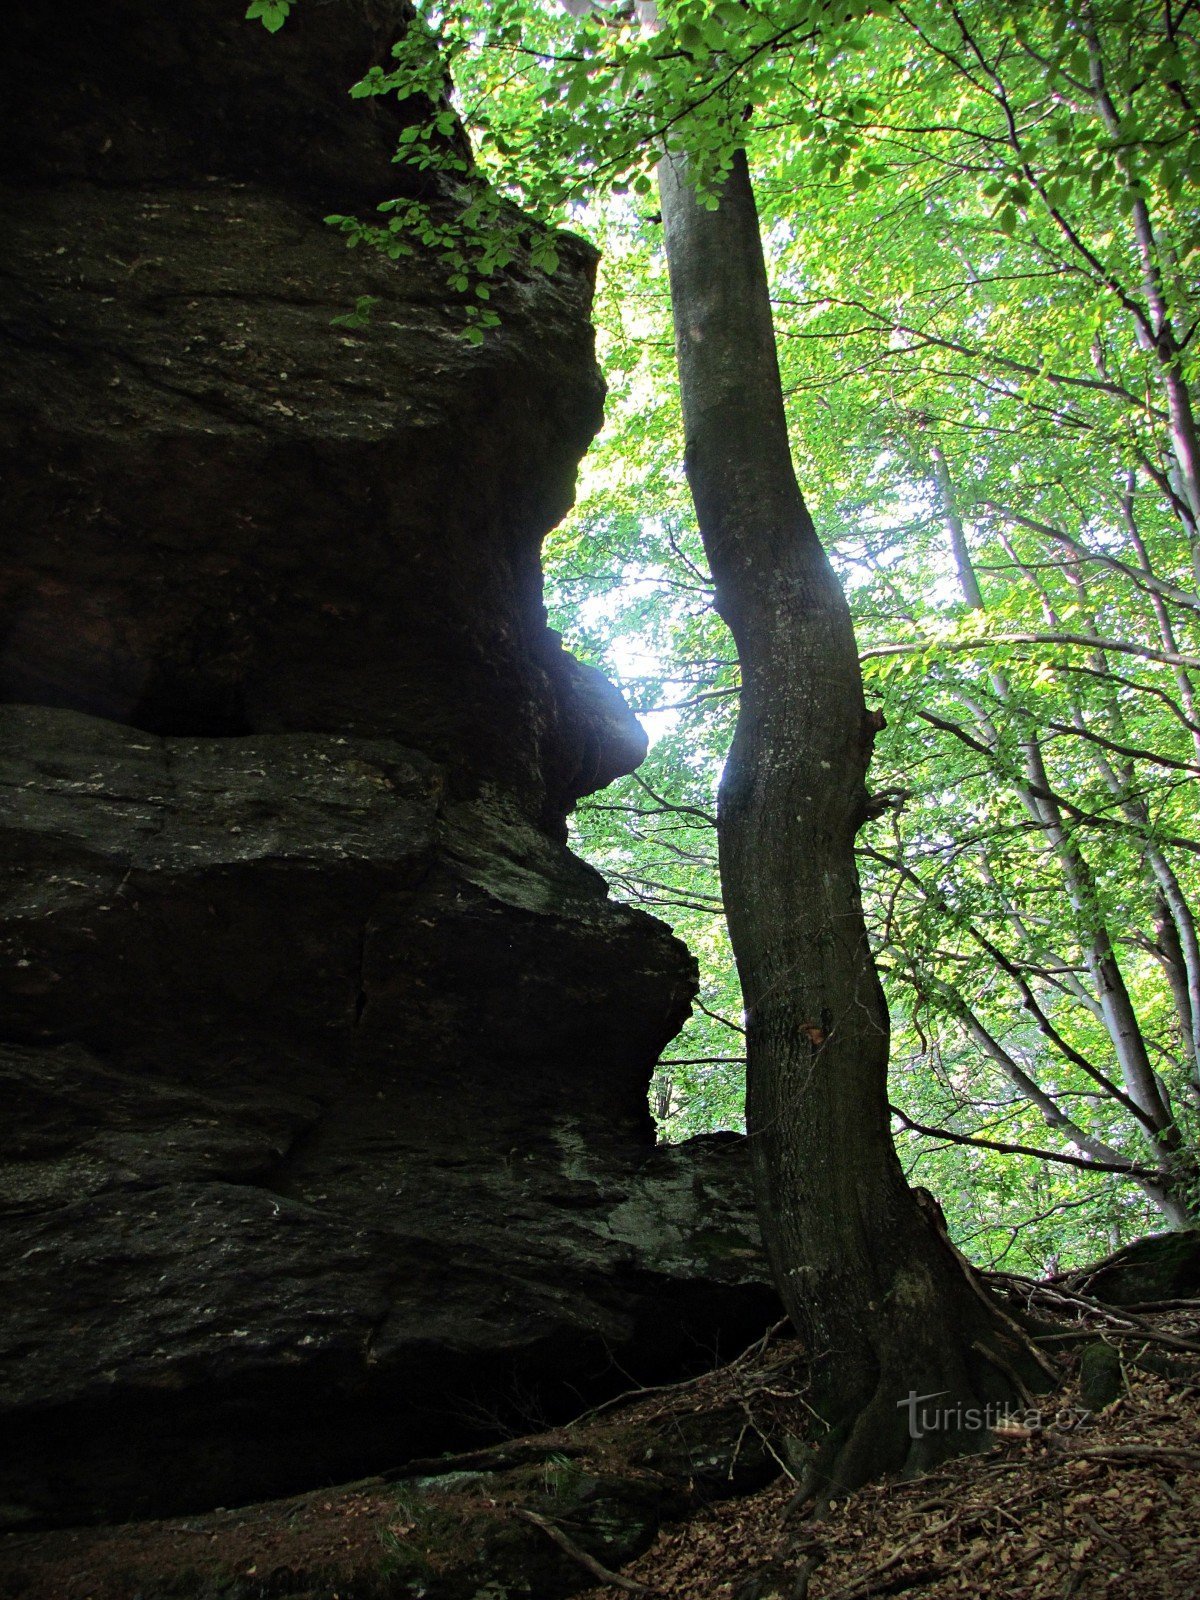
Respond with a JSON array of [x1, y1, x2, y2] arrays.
[[514, 1507, 649, 1594], [739, 1398, 801, 1484], [972, 1337, 1039, 1408], [565, 1320, 794, 1431], [741, 1317, 794, 1362], [383, 1436, 577, 1482], [988, 1275, 1200, 1357], [564, 1369, 715, 1431], [728, 1419, 750, 1478], [818, 1513, 962, 1599], [1096, 1298, 1200, 1314], [1080, 1511, 1131, 1562], [860, 629, 1200, 672], [1108, 1328, 1200, 1357], [891, 1106, 1159, 1178], [1066, 1444, 1200, 1465]]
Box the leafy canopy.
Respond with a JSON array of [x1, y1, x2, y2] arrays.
[[250, 0, 1200, 1268]]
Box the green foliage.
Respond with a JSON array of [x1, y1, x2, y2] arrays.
[[329, 294, 381, 331], [313, 0, 1200, 1269], [436, 0, 1200, 1271], [321, 12, 566, 337], [245, 0, 292, 32], [538, 1452, 586, 1502]]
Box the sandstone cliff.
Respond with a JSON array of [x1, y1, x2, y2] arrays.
[[0, 0, 775, 1527]]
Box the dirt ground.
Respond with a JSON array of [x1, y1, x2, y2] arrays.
[[2, 1288, 1197, 1600], [580, 1367, 1200, 1600]]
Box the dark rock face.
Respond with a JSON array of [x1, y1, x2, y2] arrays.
[[1061, 1231, 1200, 1308], [0, 2, 776, 1529], [0, 0, 443, 204], [0, 1, 637, 828]]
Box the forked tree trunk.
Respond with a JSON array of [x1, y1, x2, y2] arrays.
[[657, 145, 1053, 1495]]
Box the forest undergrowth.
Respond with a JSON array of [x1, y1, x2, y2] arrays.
[[4, 1274, 1197, 1600]]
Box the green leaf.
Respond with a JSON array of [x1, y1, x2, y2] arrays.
[[678, 21, 707, 56], [245, 0, 292, 32], [566, 71, 590, 110], [330, 294, 381, 330]]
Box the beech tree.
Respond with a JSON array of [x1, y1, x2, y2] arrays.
[[539, 0, 1199, 1265], [655, 135, 1053, 1491]]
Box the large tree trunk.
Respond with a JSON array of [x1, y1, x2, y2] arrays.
[[657, 145, 1053, 1496]]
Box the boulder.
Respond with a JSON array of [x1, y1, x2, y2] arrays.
[[0, 0, 779, 1528], [0, 0, 442, 202], [0, 716, 774, 1525], [1060, 1231, 1200, 1309]]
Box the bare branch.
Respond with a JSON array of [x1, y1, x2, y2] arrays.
[[890, 1104, 1160, 1178]]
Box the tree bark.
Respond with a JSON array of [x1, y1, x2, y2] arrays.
[[656, 145, 1052, 1497]]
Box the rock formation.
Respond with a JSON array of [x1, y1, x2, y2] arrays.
[[0, 0, 776, 1527]]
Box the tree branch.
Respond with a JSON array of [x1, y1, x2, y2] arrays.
[[861, 631, 1200, 672], [890, 1105, 1159, 1178]]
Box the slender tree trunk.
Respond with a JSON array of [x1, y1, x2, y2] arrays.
[[1082, 6, 1200, 561], [1119, 484, 1200, 769], [932, 447, 1192, 1224], [656, 145, 1051, 1496]]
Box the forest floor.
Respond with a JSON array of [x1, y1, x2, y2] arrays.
[[578, 1361, 1200, 1600], [1, 1284, 1197, 1600]]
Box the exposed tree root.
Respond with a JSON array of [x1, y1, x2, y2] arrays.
[[784, 1268, 1062, 1519], [516, 1508, 649, 1594]]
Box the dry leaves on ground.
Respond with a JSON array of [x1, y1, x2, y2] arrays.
[[579, 1363, 1199, 1600]]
